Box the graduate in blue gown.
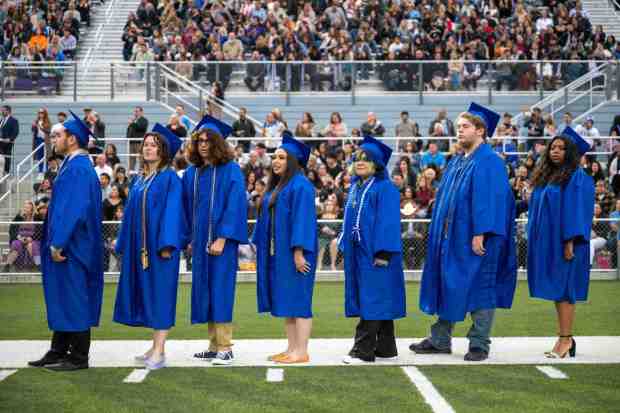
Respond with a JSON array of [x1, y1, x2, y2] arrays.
[[113, 123, 183, 370], [252, 131, 317, 364], [181, 115, 248, 366], [413, 103, 517, 362], [29, 110, 103, 371], [524, 127, 594, 359], [339, 135, 407, 364]]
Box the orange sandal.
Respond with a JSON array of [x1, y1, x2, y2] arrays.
[[267, 352, 288, 361], [274, 355, 310, 364]]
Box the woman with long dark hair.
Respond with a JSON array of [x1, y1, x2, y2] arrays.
[[113, 124, 184, 370], [526, 127, 595, 358], [252, 131, 317, 364], [339, 135, 406, 364], [181, 115, 248, 366]]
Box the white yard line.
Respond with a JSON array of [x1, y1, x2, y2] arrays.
[[266, 368, 284, 382], [401, 366, 456, 413], [0, 369, 17, 382], [123, 369, 150, 383], [536, 366, 568, 379]]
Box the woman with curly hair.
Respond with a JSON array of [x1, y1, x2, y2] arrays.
[[526, 127, 595, 359]]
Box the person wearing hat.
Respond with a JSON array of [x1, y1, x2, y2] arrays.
[[522, 127, 594, 358], [113, 123, 184, 370], [339, 135, 407, 364], [413, 102, 517, 362], [182, 115, 248, 366], [252, 131, 317, 364], [28, 110, 103, 371]]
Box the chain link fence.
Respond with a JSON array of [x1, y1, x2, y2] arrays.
[[0, 219, 617, 281]]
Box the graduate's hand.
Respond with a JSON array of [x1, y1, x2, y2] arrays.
[[208, 238, 226, 256], [51, 248, 66, 263], [564, 240, 574, 261], [472, 235, 486, 256], [186, 244, 192, 255], [294, 248, 310, 274], [160, 247, 173, 259]]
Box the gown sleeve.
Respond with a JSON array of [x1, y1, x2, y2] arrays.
[[180, 168, 193, 250], [472, 154, 509, 237], [372, 181, 402, 255], [216, 164, 249, 244], [49, 167, 89, 250], [157, 171, 184, 253], [289, 178, 317, 253], [562, 168, 595, 244]]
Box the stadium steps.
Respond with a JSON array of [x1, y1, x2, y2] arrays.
[[582, 0, 620, 38]]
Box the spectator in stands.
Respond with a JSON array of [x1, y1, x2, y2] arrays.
[[127, 106, 148, 172], [322, 112, 347, 147], [420, 141, 446, 170], [4, 200, 41, 271], [463, 53, 482, 91], [56, 112, 68, 124], [261, 112, 284, 152], [594, 179, 615, 216], [576, 116, 601, 152], [294, 112, 318, 145], [100, 172, 111, 200], [60, 29, 77, 59], [132, 44, 154, 80], [31, 108, 51, 175], [113, 166, 130, 198], [360, 112, 385, 138], [174, 105, 192, 132], [94, 154, 113, 179], [103, 184, 124, 221], [166, 115, 187, 138], [77, 0, 91, 27], [395, 111, 419, 148], [429, 109, 455, 139], [104, 144, 120, 169], [523, 107, 545, 151], [317, 195, 341, 271], [85, 111, 105, 155], [0, 105, 19, 174], [232, 107, 257, 152]]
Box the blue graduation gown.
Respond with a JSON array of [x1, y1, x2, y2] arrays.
[[41, 153, 103, 332], [527, 168, 594, 303], [252, 173, 317, 318], [420, 143, 517, 322], [181, 162, 248, 324], [113, 168, 183, 329], [339, 175, 406, 320]]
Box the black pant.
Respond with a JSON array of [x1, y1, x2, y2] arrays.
[[0, 142, 13, 173], [349, 319, 397, 361], [50, 329, 91, 364]]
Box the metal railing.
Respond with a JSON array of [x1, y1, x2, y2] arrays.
[[0, 219, 617, 281]]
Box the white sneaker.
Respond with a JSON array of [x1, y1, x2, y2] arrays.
[[211, 351, 234, 366], [342, 355, 372, 365]]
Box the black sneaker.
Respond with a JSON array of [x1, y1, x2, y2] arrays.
[[44, 360, 88, 371], [464, 348, 489, 362], [28, 351, 66, 367], [194, 350, 217, 360], [409, 338, 452, 354]]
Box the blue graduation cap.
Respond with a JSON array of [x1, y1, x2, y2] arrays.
[[279, 130, 311, 167], [193, 114, 233, 138], [561, 126, 591, 156], [359, 135, 392, 168], [467, 102, 500, 138], [152, 123, 183, 157], [63, 110, 93, 147]]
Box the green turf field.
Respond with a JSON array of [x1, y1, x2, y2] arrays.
[[1, 281, 619, 339], [0, 365, 618, 413]]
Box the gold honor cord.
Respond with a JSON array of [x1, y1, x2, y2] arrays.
[[141, 170, 160, 270]]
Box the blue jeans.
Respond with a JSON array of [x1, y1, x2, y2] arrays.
[[429, 308, 496, 353]]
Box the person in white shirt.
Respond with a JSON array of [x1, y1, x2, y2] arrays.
[[575, 116, 600, 150], [93, 154, 113, 178], [536, 9, 554, 33]]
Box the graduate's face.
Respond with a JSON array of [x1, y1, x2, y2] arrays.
[[196, 132, 210, 160], [272, 149, 288, 176], [142, 135, 161, 163], [456, 117, 484, 150], [549, 138, 566, 164], [54, 127, 75, 155], [353, 150, 374, 178]]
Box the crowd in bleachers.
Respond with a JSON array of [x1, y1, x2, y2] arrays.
[[4, 103, 620, 272], [122, 0, 620, 93], [1, 0, 95, 93]]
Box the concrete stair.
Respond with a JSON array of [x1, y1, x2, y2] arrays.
[[581, 0, 620, 38]]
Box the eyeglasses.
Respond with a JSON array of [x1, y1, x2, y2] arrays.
[[352, 150, 369, 162], [196, 139, 209, 146]]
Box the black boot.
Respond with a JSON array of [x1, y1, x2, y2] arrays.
[[45, 360, 89, 371]]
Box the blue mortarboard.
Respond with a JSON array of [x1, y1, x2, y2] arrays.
[[561, 126, 591, 156], [193, 114, 233, 138], [359, 135, 392, 168], [467, 102, 500, 137], [63, 110, 93, 147], [279, 130, 311, 167], [152, 123, 183, 157]]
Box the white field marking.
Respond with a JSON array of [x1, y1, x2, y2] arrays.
[[401, 367, 456, 413], [123, 369, 150, 383], [266, 368, 284, 382], [536, 366, 568, 379], [0, 370, 17, 382]]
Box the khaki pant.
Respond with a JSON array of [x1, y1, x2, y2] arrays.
[[208, 323, 233, 351]]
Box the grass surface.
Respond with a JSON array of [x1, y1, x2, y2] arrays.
[[421, 364, 620, 413], [0, 367, 431, 413], [0, 281, 619, 339]]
